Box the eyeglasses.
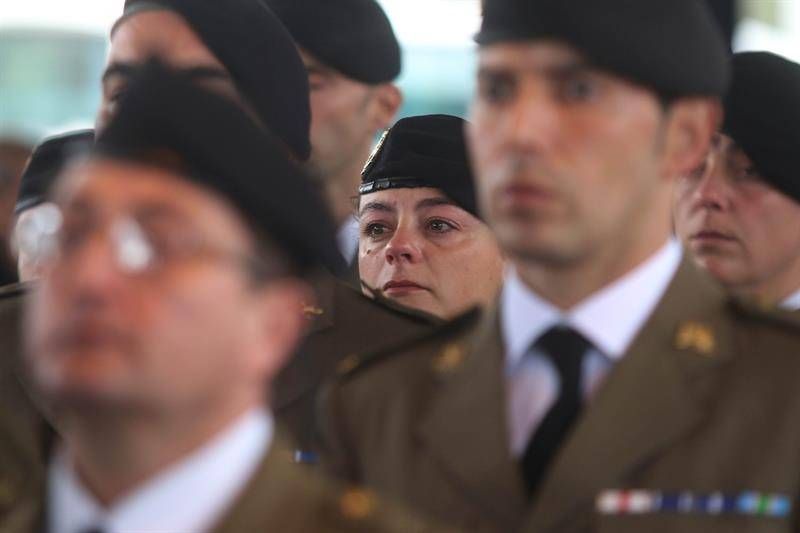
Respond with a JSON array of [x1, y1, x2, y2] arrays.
[[17, 203, 268, 279]]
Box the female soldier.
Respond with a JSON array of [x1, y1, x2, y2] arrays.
[[357, 114, 504, 319]]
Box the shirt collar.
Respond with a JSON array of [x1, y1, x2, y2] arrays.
[[49, 407, 273, 533], [502, 239, 682, 372], [780, 287, 800, 311]]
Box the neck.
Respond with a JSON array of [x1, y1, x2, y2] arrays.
[[321, 146, 373, 227], [514, 220, 672, 311], [731, 260, 800, 309], [61, 394, 260, 506]]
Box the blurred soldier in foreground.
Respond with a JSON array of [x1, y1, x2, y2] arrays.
[[321, 2, 800, 532], [3, 62, 441, 533], [266, 0, 404, 271], [358, 115, 504, 319], [674, 51, 800, 312], [0, 138, 33, 285]]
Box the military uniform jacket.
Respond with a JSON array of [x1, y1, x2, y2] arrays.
[[275, 272, 439, 454], [0, 426, 455, 533], [0, 283, 48, 528], [320, 257, 800, 533]]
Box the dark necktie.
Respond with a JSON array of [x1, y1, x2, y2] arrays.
[[521, 325, 592, 497]]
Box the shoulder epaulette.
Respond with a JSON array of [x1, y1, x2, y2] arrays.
[[0, 281, 32, 301], [335, 307, 482, 380]]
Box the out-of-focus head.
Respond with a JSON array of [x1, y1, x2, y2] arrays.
[[674, 52, 800, 303], [26, 62, 340, 418], [99, 0, 311, 160], [358, 115, 504, 319], [469, 0, 728, 270], [266, 0, 403, 183], [13, 130, 94, 282]]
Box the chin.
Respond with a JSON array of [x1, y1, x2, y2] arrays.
[[387, 293, 443, 319]]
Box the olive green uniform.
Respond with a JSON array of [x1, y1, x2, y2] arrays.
[[0, 429, 454, 533], [320, 258, 800, 533], [275, 272, 439, 455]]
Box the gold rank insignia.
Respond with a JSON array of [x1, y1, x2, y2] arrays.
[[337, 353, 361, 375], [674, 321, 716, 356], [302, 304, 325, 318], [361, 129, 389, 176], [433, 343, 465, 373], [340, 488, 375, 520]]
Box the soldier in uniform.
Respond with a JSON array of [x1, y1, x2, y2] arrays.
[[674, 51, 800, 313], [357, 114, 504, 319], [265, 0, 404, 272], [319, 2, 800, 532], [1, 62, 443, 533]]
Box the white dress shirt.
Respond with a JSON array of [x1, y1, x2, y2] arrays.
[[337, 215, 360, 265], [502, 239, 683, 456], [781, 288, 800, 312], [48, 408, 273, 533]]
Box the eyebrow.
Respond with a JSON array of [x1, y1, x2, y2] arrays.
[[478, 59, 592, 81], [102, 62, 231, 84], [359, 201, 395, 216]]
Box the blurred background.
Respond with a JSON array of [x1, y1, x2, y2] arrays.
[[3, 0, 800, 145]]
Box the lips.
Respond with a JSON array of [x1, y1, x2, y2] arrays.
[[690, 230, 736, 242], [382, 280, 428, 295]]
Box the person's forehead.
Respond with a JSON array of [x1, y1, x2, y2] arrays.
[[109, 10, 222, 68], [58, 159, 220, 217], [360, 187, 455, 210], [477, 40, 587, 72]]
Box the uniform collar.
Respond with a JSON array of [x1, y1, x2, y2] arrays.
[[48, 407, 273, 533], [337, 215, 360, 266], [502, 239, 683, 373]]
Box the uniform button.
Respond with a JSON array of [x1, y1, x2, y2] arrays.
[[340, 488, 375, 520]]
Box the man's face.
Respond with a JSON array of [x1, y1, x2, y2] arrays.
[[468, 41, 669, 267], [26, 160, 288, 414], [674, 134, 800, 295], [301, 50, 380, 180], [97, 10, 238, 132], [358, 187, 504, 319]]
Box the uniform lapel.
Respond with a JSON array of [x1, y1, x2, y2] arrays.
[[523, 256, 736, 532], [273, 274, 337, 411], [416, 305, 528, 527]]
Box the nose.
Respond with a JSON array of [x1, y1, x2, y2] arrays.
[[384, 224, 424, 266], [692, 154, 731, 212], [504, 82, 559, 154], [52, 229, 126, 308]]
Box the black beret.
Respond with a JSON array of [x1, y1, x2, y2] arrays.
[[476, 0, 730, 98], [360, 114, 479, 218], [94, 60, 343, 275], [723, 52, 800, 205], [15, 130, 94, 215], [115, 0, 311, 160], [264, 0, 401, 84]]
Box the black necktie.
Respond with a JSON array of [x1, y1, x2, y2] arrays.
[[521, 325, 592, 497]]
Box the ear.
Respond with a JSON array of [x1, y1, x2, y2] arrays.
[[660, 98, 722, 181], [369, 83, 403, 132], [248, 278, 315, 383]]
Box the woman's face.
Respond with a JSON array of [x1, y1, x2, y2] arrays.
[[358, 187, 504, 319]]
